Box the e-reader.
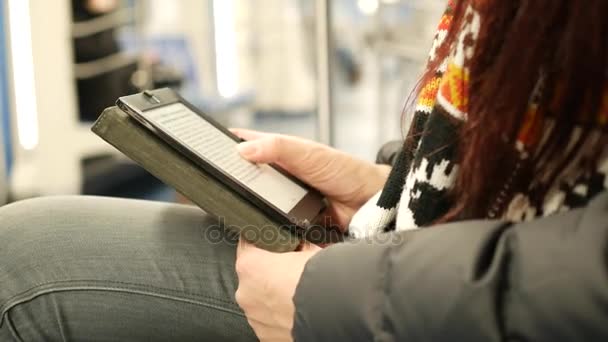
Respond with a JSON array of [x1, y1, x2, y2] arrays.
[[116, 88, 326, 231]]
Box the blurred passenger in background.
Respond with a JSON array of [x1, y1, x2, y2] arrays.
[[72, 0, 182, 121], [1, 0, 607, 341], [72, 0, 138, 121]]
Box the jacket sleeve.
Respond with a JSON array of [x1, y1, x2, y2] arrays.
[[292, 193, 608, 341]]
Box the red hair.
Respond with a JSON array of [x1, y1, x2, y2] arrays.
[[406, 0, 608, 220]]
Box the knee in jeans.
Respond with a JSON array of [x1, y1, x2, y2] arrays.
[[0, 196, 85, 272], [0, 197, 91, 311], [0, 196, 84, 231], [1, 196, 69, 221]]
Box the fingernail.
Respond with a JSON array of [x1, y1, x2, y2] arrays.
[[236, 142, 258, 158]]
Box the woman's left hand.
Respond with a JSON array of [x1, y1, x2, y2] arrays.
[[235, 239, 321, 341]]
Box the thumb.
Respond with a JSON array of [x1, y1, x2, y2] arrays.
[[236, 135, 313, 167], [298, 241, 322, 252], [237, 237, 270, 259], [235, 133, 348, 197], [235, 139, 276, 164]]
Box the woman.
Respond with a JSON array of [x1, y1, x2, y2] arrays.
[[1, 0, 607, 340]]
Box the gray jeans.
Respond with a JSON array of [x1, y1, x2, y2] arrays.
[[0, 196, 257, 341]]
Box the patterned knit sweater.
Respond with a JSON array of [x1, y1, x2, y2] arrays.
[[349, 1, 608, 238]]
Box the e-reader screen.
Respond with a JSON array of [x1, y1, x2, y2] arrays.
[[142, 103, 308, 214]]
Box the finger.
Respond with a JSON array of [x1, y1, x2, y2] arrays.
[[298, 240, 322, 252], [322, 202, 354, 231], [236, 135, 289, 164], [229, 128, 271, 141], [236, 237, 253, 259], [237, 237, 272, 258], [236, 135, 321, 170]]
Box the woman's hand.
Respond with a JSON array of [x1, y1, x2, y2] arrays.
[[232, 129, 390, 230], [235, 239, 321, 342]]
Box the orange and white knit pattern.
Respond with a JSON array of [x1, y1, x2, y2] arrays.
[[349, 0, 608, 238]]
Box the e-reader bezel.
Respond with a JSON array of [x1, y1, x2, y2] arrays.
[[116, 88, 326, 233]]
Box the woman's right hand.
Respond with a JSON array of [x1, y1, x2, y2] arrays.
[[232, 129, 391, 230]]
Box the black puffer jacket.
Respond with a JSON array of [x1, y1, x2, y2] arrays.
[[293, 192, 608, 341]]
